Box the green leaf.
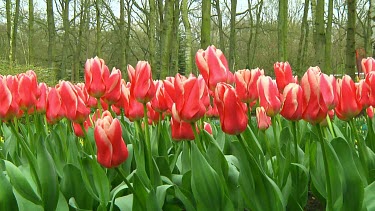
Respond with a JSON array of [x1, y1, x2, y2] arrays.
[[331, 137, 364, 211], [115, 194, 133, 211], [13, 189, 43, 211], [363, 181, 375, 210], [155, 185, 172, 208], [0, 167, 18, 211], [174, 187, 196, 211], [61, 164, 94, 210], [36, 139, 59, 211], [190, 142, 226, 210], [55, 191, 69, 211], [90, 160, 110, 205], [3, 160, 41, 205]]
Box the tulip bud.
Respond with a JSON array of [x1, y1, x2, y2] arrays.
[[256, 107, 271, 130], [274, 62, 296, 92], [235, 68, 264, 103], [94, 111, 129, 168], [362, 57, 375, 75], [84, 57, 110, 98], [128, 61, 155, 103], [335, 75, 362, 121], [280, 83, 303, 121], [257, 75, 282, 117]]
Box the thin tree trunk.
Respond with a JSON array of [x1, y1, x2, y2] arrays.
[[182, 0, 192, 75], [47, 0, 56, 75], [251, 0, 263, 67], [215, 0, 225, 51], [96, 0, 101, 57], [11, 0, 20, 64], [315, 0, 325, 67], [229, 0, 237, 71], [28, 0, 34, 65], [297, 0, 309, 72], [325, 0, 333, 73], [247, 0, 253, 68], [61, 0, 70, 80], [201, 0, 211, 49], [125, 0, 131, 78], [6, 0, 11, 66], [120, 0, 126, 73], [149, 0, 156, 70], [170, 0, 180, 75], [278, 0, 287, 61], [346, 0, 356, 79], [370, 0, 375, 57]]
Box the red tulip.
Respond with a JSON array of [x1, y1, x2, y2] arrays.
[[171, 104, 195, 141], [174, 74, 207, 123], [128, 61, 155, 103], [214, 83, 248, 135], [151, 80, 173, 113], [36, 83, 48, 113], [3, 75, 21, 119], [301, 67, 328, 124], [335, 75, 362, 121], [365, 72, 375, 106], [367, 106, 374, 119], [94, 111, 129, 168], [102, 67, 122, 105], [18, 70, 38, 111], [203, 122, 213, 134], [280, 83, 303, 121], [362, 57, 375, 75], [257, 75, 282, 117], [123, 82, 144, 121], [147, 102, 162, 124], [319, 74, 338, 110], [85, 57, 110, 98], [357, 79, 371, 108], [234, 68, 264, 103], [72, 118, 93, 137], [256, 107, 271, 130], [0, 78, 12, 119], [206, 103, 219, 118], [196, 45, 234, 91], [46, 87, 64, 124], [274, 62, 296, 92]]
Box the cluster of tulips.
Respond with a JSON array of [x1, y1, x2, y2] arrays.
[[2, 45, 375, 210]]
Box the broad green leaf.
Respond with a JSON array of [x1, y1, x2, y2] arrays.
[[13, 189, 43, 211], [363, 181, 375, 210], [3, 160, 41, 205], [132, 173, 148, 211], [91, 160, 110, 205], [331, 137, 364, 211], [115, 194, 133, 211], [68, 197, 92, 211], [37, 139, 59, 211], [190, 142, 228, 210], [0, 168, 18, 210], [61, 164, 94, 210], [174, 187, 196, 211], [55, 191, 69, 211], [155, 185, 172, 208]]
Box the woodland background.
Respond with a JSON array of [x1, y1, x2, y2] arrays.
[[0, 0, 373, 84]]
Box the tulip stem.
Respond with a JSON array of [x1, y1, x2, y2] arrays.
[[326, 115, 335, 138], [143, 103, 154, 186], [263, 130, 276, 177], [349, 120, 369, 181], [191, 122, 204, 152], [97, 98, 103, 116], [316, 124, 333, 211], [81, 123, 95, 157], [170, 142, 183, 172]]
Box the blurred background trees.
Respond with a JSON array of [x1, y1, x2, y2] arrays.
[[0, 0, 373, 83]]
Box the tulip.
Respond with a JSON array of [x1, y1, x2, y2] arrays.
[[72, 118, 93, 137], [151, 80, 173, 113], [128, 61, 155, 103], [36, 83, 48, 113], [301, 67, 328, 124], [234, 68, 264, 103], [335, 75, 362, 121], [256, 107, 271, 130], [123, 82, 144, 121], [174, 74, 207, 123], [274, 62, 296, 92], [206, 103, 219, 118], [94, 111, 129, 168], [257, 75, 282, 117], [362, 57, 375, 75], [84, 57, 110, 98], [203, 122, 213, 135], [3, 75, 22, 119], [280, 83, 303, 121], [367, 106, 374, 119], [46, 87, 64, 124], [170, 104, 195, 141], [357, 79, 371, 108], [147, 102, 162, 124], [196, 45, 234, 91], [365, 72, 375, 106], [0, 78, 12, 119], [320, 74, 338, 110], [102, 67, 122, 105], [214, 83, 248, 135], [18, 70, 38, 111]]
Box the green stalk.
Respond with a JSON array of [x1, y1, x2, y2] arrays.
[[263, 130, 276, 177], [349, 120, 369, 181], [169, 142, 183, 172], [191, 122, 204, 152], [81, 123, 95, 157], [326, 114, 336, 138], [271, 117, 281, 183], [316, 124, 333, 211], [143, 103, 154, 186], [97, 98, 103, 116], [291, 121, 299, 164]]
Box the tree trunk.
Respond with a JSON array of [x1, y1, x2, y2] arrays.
[[278, 0, 288, 61], [28, 0, 34, 65], [215, 0, 225, 52], [170, 0, 180, 75], [6, 0, 11, 66], [11, 0, 20, 64], [61, 0, 70, 80], [325, 0, 333, 73], [96, 0, 101, 57], [149, 0, 156, 71], [229, 0, 237, 71], [125, 0, 131, 78], [159, 0, 174, 79], [297, 0, 309, 72], [247, 0, 254, 68], [182, 0, 192, 75], [346, 0, 356, 79], [250, 0, 263, 67], [47, 0, 56, 76], [371, 0, 375, 57], [120, 0, 126, 74], [201, 0, 211, 49], [315, 0, 325, 67]]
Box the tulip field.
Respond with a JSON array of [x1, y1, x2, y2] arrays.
[[3, 45, 375, 211]]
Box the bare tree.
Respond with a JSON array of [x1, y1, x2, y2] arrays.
[[346, 0, 356, 78], [201, 0, 211, 48]]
